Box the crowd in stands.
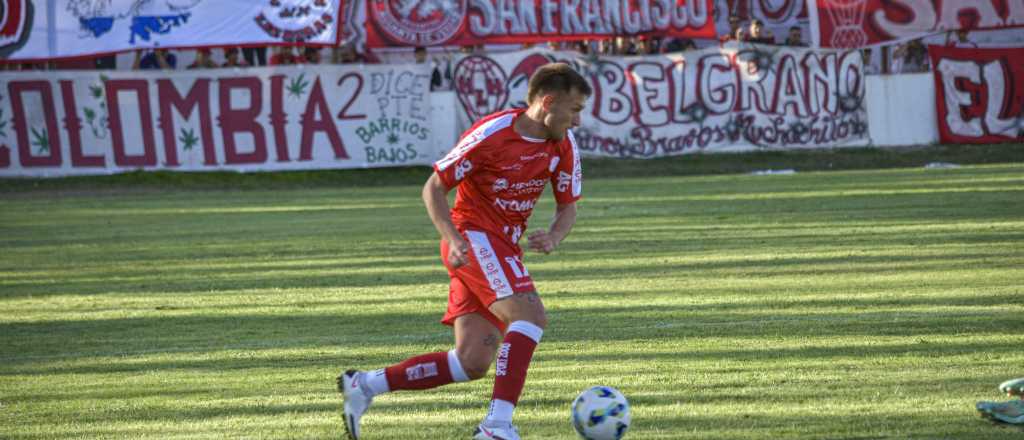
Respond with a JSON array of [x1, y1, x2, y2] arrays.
[[2, 18, 985, 78]]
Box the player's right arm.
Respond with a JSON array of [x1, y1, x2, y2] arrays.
[[422, 173, 471, 268]]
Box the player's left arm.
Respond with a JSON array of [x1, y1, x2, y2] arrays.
[[527, 202, 576, 254]]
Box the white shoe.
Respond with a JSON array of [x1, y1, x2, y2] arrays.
[[337, 370, 373, 440], [472, 422, 521, 440]]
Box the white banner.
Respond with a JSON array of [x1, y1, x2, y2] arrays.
[[1, 0, 342, 61], [453, 47, 869, 158], [0, 64, 441, 177]]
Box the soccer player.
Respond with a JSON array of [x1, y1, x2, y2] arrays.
[[337, 63, 592, 440]]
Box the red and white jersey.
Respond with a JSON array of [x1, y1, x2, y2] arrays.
[[434, 108, 583, 248]]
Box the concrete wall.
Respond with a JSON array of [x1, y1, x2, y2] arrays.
[[866, 73, 940, 147]]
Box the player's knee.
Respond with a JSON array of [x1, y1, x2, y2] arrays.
[[527, 309, 548, 330], [459, 353, 492, 380]]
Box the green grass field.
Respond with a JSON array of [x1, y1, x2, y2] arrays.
[[2, 162, 1023, 439]]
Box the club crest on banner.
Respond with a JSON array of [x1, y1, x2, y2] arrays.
[[0, 0, 30, 54], [68, 0, 202, 44], [369, 0, 465, 46], [455, 53, 556, 120], [454, 55, 508, 121], [254, 0, 336, 42]]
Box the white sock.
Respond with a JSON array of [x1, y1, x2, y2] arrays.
[[448, 349, 470, 383], [362, 368, 390, 397], [484, 399, 515, 425]]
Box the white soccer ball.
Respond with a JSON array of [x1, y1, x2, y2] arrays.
[[570, 386, 631, 440]]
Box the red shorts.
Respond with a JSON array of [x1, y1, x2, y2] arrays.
[[440, 229, 536, 332]]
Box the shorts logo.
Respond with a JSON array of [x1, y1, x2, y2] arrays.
[[455, 159, 472, 181], [492, 178, 508, 193], [504, 256, 529, 279], [369, 0, 465, 46], [466, 230, 513, 298]]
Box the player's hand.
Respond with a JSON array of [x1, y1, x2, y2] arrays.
[[448, 236, 471, 268], [527, 230, 557, 254]]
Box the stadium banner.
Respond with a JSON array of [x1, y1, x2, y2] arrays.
[[712, 0, 809, 43], [808, 0, 1024, 48], [929, 45, 1024, 144], [452, 46, 869, 158], [1, 0, 343, 62], [365, 0, 717, 48], [0, 64, 439, 177]]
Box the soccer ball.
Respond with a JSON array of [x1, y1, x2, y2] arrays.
[[570, 386, 631, 440]]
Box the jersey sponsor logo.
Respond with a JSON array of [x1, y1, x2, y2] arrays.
[[494, 197, 536, 212], [495, 178, 546, 196], [519, 151, 549, 162], [556, 171, 572, 193], [454, 159, 472, 181]]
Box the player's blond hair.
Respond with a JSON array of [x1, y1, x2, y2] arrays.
[[527, 63, 592, 104]]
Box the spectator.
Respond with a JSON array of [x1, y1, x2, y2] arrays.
[[892, 39, 930, 73], [243, 46, 267, 66], [573, 40, 591, 55], [133, 48, 176, 70], [187, 48, 217, 69], [332, 43, 366, 64], [299, 46, 321, 64], [547, 41, 562, 51], [743, 19, 775, 44], [270, 46, 296, 65], [613, 36, 635, 55], [222, 47, 248, 68], [784, 26, 807, 47], [946, 29, 977, 48], [414, 46, 428, 64], [663, 37, 697, 53], [862, 48, 880, 75], [94, 54, 116, 69], [635, 37, 655, 55], [720, 14, 742, 43]]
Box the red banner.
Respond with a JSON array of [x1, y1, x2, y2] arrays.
[[812, 0, 1024, 48], [366, 0, 717, 48], [929, 45, 1024, 144]]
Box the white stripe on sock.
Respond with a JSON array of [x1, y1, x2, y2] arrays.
[[485, 398, 515, 424], [507, 320, 543, 344], [363, 368, 390, 396], [447, 349, 469, 383]]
